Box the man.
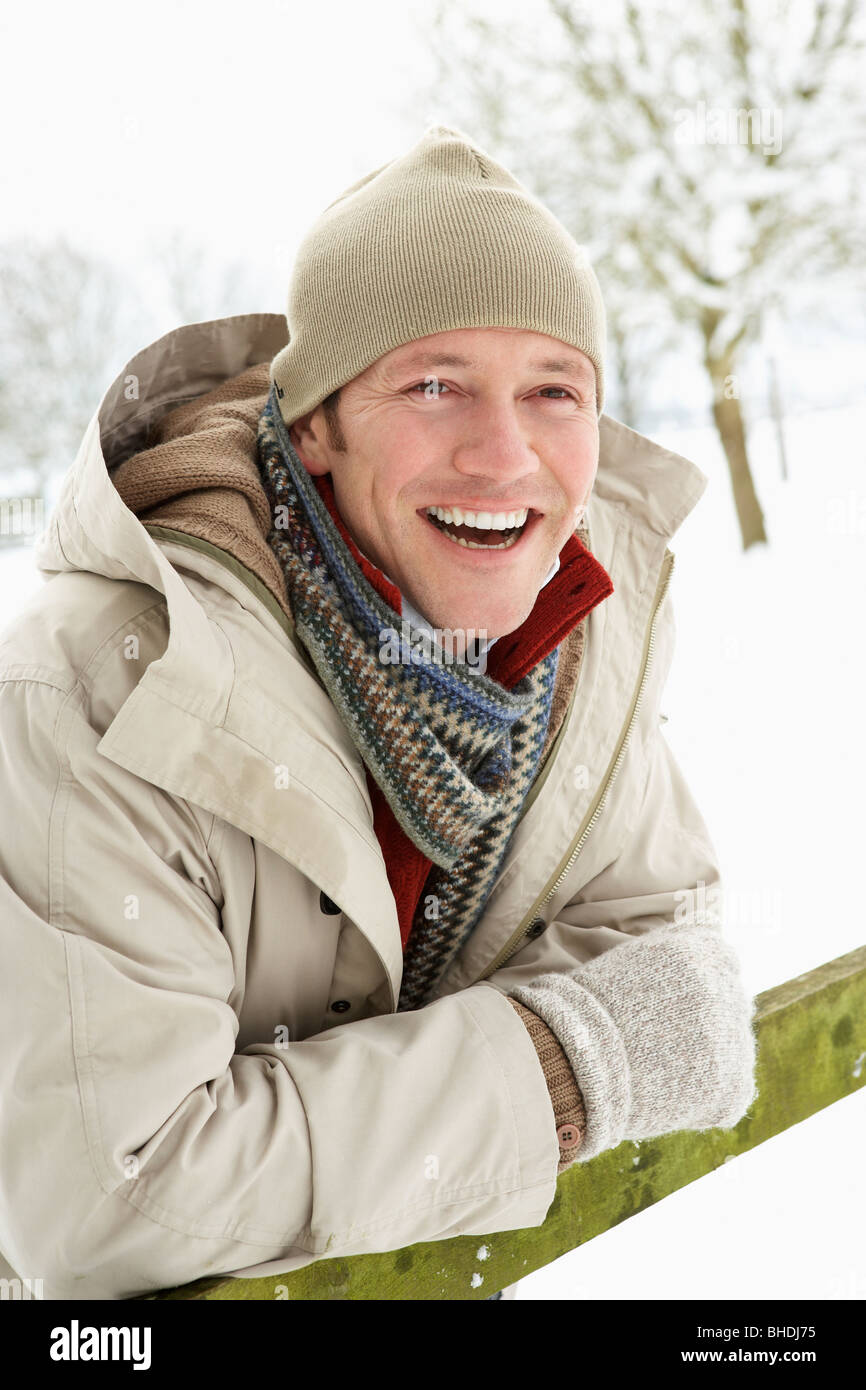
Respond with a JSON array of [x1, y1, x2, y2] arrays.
[[0, 125, 757, 1301]]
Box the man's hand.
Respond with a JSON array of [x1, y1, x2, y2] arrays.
[[509, 916, 759, 1163]]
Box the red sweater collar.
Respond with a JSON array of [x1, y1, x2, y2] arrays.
[[312, 474, 614, 687]]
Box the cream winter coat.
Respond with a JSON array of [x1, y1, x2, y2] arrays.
[[0, 313, 756, 1299]]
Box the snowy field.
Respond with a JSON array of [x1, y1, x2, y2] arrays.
[[0, 400, 863, 1300]]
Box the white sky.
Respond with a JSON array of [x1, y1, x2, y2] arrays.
[[0, 0, 462, 295], [2, 0, 861, 398]]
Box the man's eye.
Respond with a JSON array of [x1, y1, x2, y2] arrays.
[[410, 381, 450, 396], [538, 387, 575, 400]]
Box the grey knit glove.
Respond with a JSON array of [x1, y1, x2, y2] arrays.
[[510, 916, 759, 1163]]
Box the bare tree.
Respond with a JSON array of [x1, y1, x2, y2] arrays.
[[0, 231, 277, 505], [0, 237, 146, 501], [421, 0, 866, 549]]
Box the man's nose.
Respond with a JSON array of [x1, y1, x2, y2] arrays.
[[449, 400, 541, 486]]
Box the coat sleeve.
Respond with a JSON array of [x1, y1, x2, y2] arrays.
[[0, 675, 560, 1301], [489, 717, 760, 1162]]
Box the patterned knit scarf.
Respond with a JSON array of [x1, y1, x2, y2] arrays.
[[256, 387, 559, 1010]]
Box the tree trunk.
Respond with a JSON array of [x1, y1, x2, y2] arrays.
[[706, 356, 768, 550], [609, 322, 638, 430]]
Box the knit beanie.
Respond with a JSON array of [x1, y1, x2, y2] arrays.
[[269, 123, 606, 427]]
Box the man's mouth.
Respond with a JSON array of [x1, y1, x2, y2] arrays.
[[421, 504, 537, 551]]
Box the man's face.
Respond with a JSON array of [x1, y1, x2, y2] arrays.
[[289, 327, 600, 641]]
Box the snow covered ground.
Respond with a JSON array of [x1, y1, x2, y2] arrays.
[[0, 399, 863, 1300]]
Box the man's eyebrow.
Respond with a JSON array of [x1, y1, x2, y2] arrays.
[[391, 349, 595, 386], [528, 355, 595, 384]]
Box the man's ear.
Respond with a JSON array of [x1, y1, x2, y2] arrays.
[[289, 408, 331, 476]]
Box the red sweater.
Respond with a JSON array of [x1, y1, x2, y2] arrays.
[[312, 475, 614, 949]]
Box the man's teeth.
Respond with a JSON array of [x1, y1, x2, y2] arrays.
[[425, 504, 530, 550], [426, 505, 529, 530]]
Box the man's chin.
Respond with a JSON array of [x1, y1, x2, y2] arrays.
[[409, 593, 535, 645]]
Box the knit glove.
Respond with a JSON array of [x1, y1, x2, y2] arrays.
[[509, 917, 758, 1164]]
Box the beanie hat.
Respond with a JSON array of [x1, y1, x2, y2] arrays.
[[269, 124, 606, 427]]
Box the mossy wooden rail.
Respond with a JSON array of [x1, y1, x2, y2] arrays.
[[143, 944, 866, 1301]]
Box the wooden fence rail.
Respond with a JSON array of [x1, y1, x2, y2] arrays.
[[144, 944, 866, 1301]]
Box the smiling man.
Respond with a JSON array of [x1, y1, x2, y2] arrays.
[[0, 125, 758, 1301]]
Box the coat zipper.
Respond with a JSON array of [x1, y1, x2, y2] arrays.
[[473, 547, 676, 983]]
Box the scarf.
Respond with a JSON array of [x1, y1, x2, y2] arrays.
[[257, 387, 562, 1010]]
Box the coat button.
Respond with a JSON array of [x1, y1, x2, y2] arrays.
[[331, 1000, 351, 1013], [557, 1122, 582, 1149], [527, 918, 546, 939], [320, 891, 341, 915]]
